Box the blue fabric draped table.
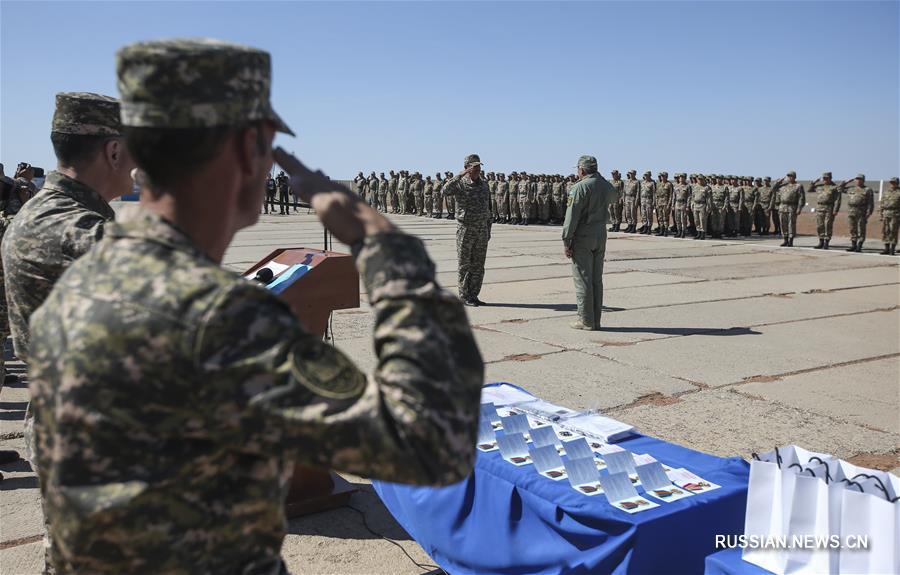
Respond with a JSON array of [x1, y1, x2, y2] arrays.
[[373, 384, 751, 575], [704, 549, 774, 575]]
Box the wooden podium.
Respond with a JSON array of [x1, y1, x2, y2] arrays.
[[244, 247, 360, 517]]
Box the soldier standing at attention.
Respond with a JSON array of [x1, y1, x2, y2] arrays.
[[432, 172, 444, 218], [263, 173, 276, 214], [622, 169, 640, 233], [655, 171, 673, 236], [689, 174, 712, 240], [517, 172, 531, 226], [740, 177, 759, 236], [275, 170, 290, 214], [442, 154, 492, 306], [755, 177, 773, 234], [366, 171, 379, 210], [378, 172, 389, 213], [637, 171, 655, 234], [607, 169, 624, 232], [766, 176, 781, 236], [423, 175, 434, 217], [396, 170, 409, 214], [29, 39, 483, 575], [724, 175, 742, 237], [551, 174, 566, 224], [497, 172, 510, 224], [0, 166, 21, 479], [772, 170, 806, 247], [563, 156, 613, 331], [509, 172, 521, 224], [487, 172, 498, 222], [411, 172, 425, 216], [879, 177, 900, 255], [536, 174, 552, 224], [709, 176, 728, 239], [672, 173, 691, 238], [445, 171, 456, 219], [808, 171, 845, 249], [844, 173, 875, 252]]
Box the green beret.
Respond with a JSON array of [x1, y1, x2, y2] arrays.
[[116, 38, 293, 135], [52, 92, 122, 136]]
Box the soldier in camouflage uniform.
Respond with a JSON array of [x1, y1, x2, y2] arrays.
[[740, 177, 758, 236], [772, 171, 806, 247], [396, 170, 409, 214], [767, 176, 782, 236], [844, 173, 875, 252], [654, 171, 673, 236], [808, 171, 845, 249], [722, 176, 741, 237], [487, 173, 498, 222], [442, 154, 492, 306], [411, 172, 425, 216], [755, 177, 774, 234], [551, 175, 566, 225], [607, 170, 624, 232], [535, 174, 551, 224], [879, 177, 900, 255], [563, 156, 614, 330], [517, 172, 531, 225], [508, 172, 521, 224], [672, 173, 691, 238], [637, 171, 655, 234], [708, 176, 728, 239], [29, 39, 483, 575], [432, 172, 444, 218], [622, 169, 640, 233], [444, 171, 456, 219], [497, 172, 510, 223], [423, 175, 434, 217], [366, 171, 379, 210], [378, 172, 389, 212], [689, 174, 712, 240]]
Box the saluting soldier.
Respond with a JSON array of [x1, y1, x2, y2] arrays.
[[607, 169, 624, 232], [689, 174, 712, 240], [808, 171, 845, 249], [772, 170, 806, 247], [844, 173, 875, 252], [879, 177, 900, 255], [622, 169, 640, 232]]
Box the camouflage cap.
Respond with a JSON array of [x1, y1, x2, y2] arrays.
[[787, 170, 797, 177], [890, 177, 899, 184], [116, 39, 294, 135], [822, 171, 832, 178], [464, 154, 482, 167], [643, 170, 652, 177], [611, 169, 620, 174], [628, 169, 637, 175], [855, 173, 865, 180], [52, 92, 122, 136], [577, 155, 598, 171], [660, 171, 668, 177]]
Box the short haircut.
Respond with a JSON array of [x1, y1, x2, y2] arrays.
[[51, 132, 114, 168], [124, 122, 266, 189]]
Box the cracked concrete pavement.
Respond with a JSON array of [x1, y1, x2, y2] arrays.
[[2, 208, 898, 574]]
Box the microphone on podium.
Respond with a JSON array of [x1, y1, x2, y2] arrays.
[[254, 267, 274, 284]]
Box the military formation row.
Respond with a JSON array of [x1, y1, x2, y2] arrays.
[[354, 169, 900, 255]]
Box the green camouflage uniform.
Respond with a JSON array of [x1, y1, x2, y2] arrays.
[[774, 178, 806, 240], [810, 175, 842, 241], [518, 175, 532, 223], [536, 178, 551, 223], [638, 177, 655, 230], [551, 178, 567, 223], [880, 180, 900, 249], [378, 176, 389, 212], [622, 175, 640, 228], [725, 183, 743, 236], [673, 178, 691, 235], [366, 174, 379, 209], [655, 179, 673, 233], [423, 177, 434, 216], [396, 173, 409, 214], [0, 213, 11, 383], [488, 175, 499, 220], [756, 182, 775, 234], [30, 39, 483, 575], [741, 184, 758, 235], [689, 182, 712, 232], [509, 176, 521, 222], [563, 158, 613, 329], [845, 181, 875, 244], [607, 177, 624, 228], [442, 157, 492, 301], [497, 177, 510, 221], [432, 176, 444, 218], [709, 184, 728, 237]]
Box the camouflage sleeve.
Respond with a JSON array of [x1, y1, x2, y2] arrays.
[[62, 210, 110, 261], [194, 232, 483, 486], [442, 176, 461, 197]]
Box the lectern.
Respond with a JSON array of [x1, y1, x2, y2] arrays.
[[243, 247, 360, 517]]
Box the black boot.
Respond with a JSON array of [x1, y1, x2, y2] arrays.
[[846, 241, 857, 252], [891, 244, 897, 256], [693, 231, 701, 239], [701, 231, 707, 240], [780, 238, 789, 247], [823, 239, 830, 250], [880, 243, 891, 255], [788, 237, 794, 247], [663, 228, 668, 237], [856, 241, 864, 252], [814, 239, 824, 249]]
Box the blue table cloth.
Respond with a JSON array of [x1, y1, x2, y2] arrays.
[[704, 549, 773, 575], [374, 384, 750, 575]]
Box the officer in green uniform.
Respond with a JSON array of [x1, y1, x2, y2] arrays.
[[562, 155, 614, 331]]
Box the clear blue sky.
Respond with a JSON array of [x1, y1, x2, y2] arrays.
[[2, 1, 898, 180]]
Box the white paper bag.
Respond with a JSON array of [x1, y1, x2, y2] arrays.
[[743, 457, 787, 573], [838, 487, 898, 574]]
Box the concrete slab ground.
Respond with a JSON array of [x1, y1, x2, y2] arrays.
[[2, 208, 898, 574]]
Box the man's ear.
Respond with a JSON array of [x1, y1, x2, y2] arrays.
[[236, 126, 258, 176], [105, 139, 123, 170]]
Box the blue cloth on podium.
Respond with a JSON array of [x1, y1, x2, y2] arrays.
[[704, 548, 774, 575], [373, 384, 751, 575]]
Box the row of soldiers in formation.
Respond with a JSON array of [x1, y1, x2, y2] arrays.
[[354, 169, 900, 255]]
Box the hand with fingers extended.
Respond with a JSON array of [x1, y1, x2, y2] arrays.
[[274, 147, 394, 245]]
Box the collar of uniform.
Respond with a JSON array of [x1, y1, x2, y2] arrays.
[[106, 206, 214, 263], [41, 171, 115, 219]]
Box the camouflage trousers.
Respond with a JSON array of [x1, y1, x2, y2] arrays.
[[571, 235, 606, 329], [779, 209, 799, 238], [456, 222, 490, 300], [553, 192, 568, 221], [692, 206, 708, 232], [445, 194, 456, 216], [398, 191, 408, 214], [815, 207, 836, 239], [390, 192, 400, 213], [608, 199, 623, 226], [424, 192, 433, 216], [497, 193, 510, 218], [882, 210, 899, 244], [725, 206, 740, 234], [655, 206, 671, 230], [771, 208, 782, 234], [674, 206, 689, 233], [623, 198, 638, 225], [537, 194, 551, 222], [518, 194, 530, 221], [378, 192, 388, 212], [432, 192, 443, 217], [640, 203, 654, 228], [708, 207, 725, 236], [491, 194, 498, 219], [414, 192, 425, 216], [847, 210, 869, 243], [510, 193, 522, 220]]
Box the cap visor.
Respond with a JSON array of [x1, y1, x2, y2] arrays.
[[269, 107, 295, 137]]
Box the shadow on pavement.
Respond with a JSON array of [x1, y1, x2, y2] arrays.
[[599, 326, 761, 336]]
